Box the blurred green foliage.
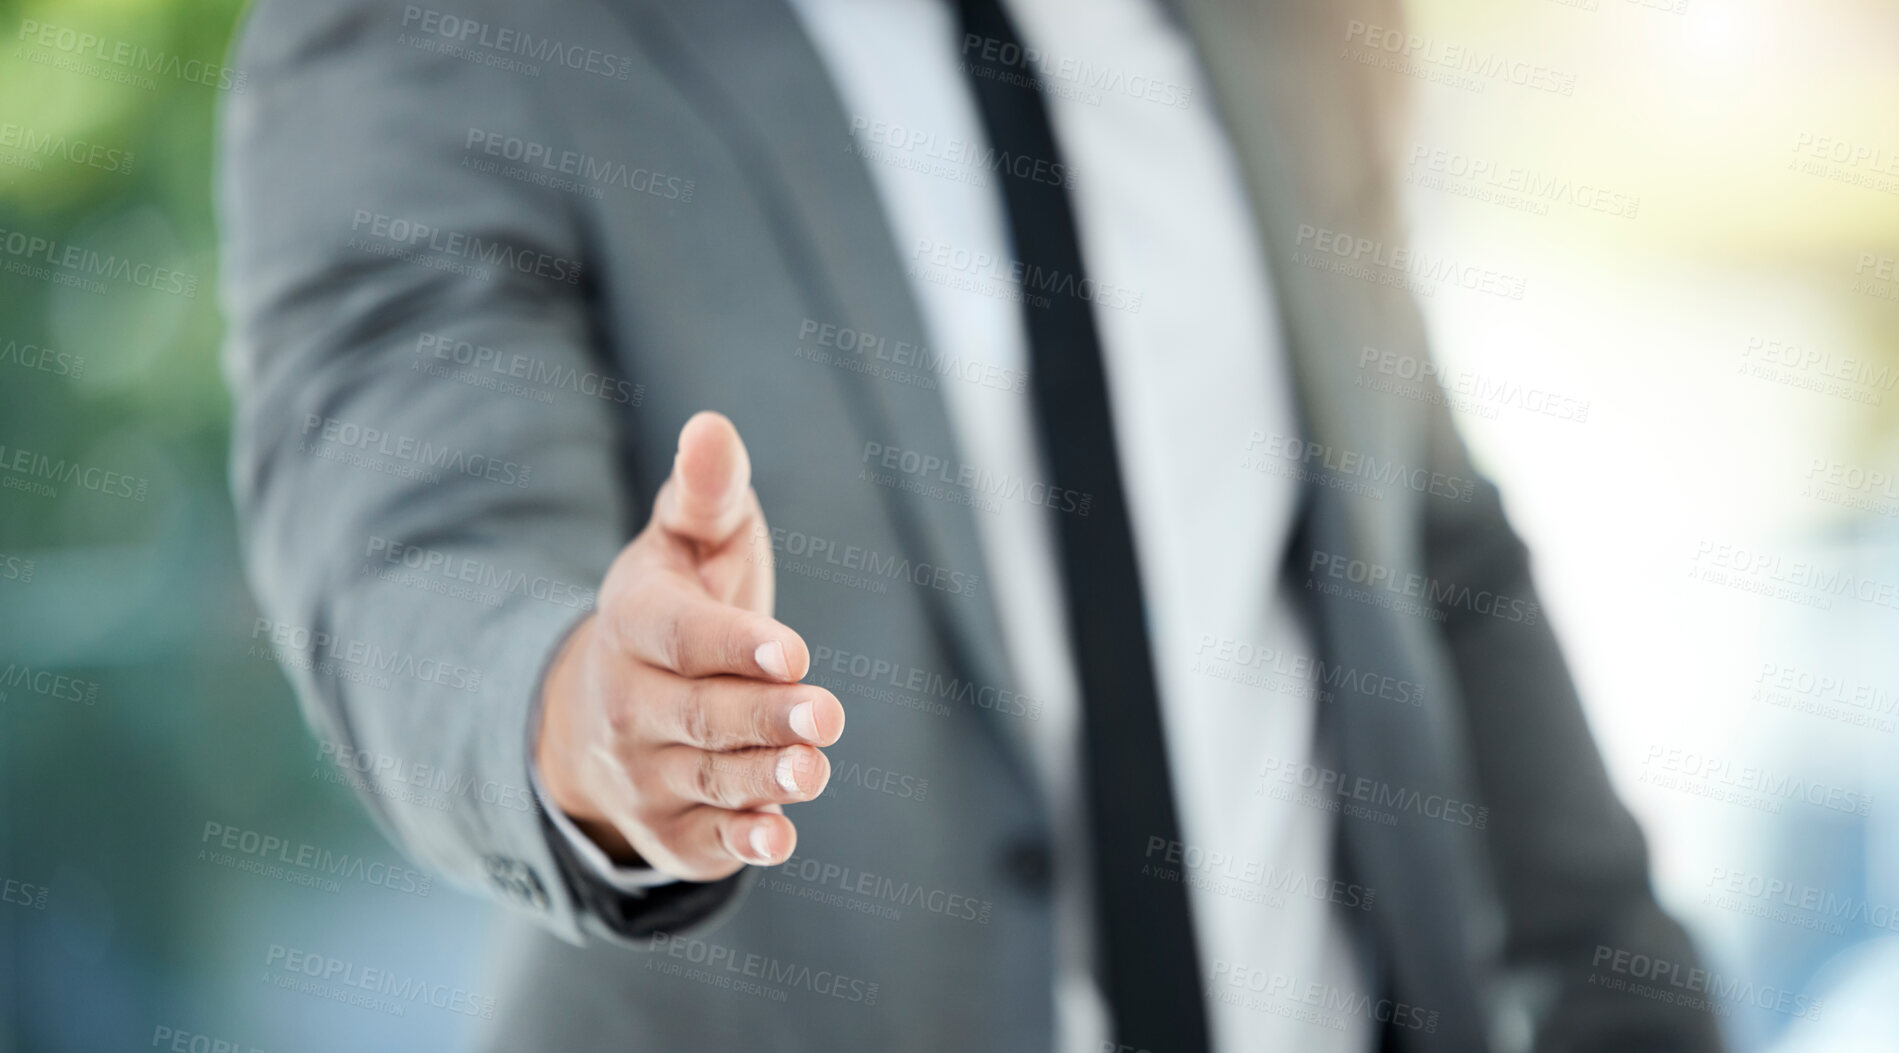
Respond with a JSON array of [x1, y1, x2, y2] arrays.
[[0, 3, 496, 1050]]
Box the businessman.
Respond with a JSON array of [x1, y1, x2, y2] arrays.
[[219, 0, 1722, 1050]]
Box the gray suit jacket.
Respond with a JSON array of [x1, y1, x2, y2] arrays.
[[219, 0, 1722, 1049]]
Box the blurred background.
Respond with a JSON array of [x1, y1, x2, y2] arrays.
[[0, 0, 1895, 1050]]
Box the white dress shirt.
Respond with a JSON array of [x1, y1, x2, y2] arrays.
[[548, 0, 1373, 1049]]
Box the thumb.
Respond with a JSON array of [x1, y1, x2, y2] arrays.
[[658, 411, 754, 546]]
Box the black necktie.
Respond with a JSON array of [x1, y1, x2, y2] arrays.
[[950, 3, 1213, 1051]]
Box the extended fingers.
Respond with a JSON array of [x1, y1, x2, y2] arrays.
[[651, 743, 830, 812], [637, 806, 797, 880], [637, 675, 844, 752], [608, 577, 809, 680]]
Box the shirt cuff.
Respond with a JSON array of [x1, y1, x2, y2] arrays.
[[531, 768, 683, 893]]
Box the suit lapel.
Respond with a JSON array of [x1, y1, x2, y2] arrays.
[[1167, 0, 1420, 563], [1169, 0, 1495, 1045], [613, 0, 1044, 791]]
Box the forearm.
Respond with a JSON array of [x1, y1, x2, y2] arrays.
[[1422, 414, 1721, 1051], [220, 0, 741, 945]]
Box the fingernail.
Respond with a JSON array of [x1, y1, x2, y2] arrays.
[[755, 640, 790, 680], [776, 750, 802, 794], [748, 825, 774, 863], [788, 701, 819, 743]]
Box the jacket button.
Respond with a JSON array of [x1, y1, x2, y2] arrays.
[[1002, 838, 1051, 894], [484, 855, 550, 910]]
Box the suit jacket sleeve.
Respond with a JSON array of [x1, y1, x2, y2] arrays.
[[1420, 405, 1722, 1052], [217, 0, 750, 947]]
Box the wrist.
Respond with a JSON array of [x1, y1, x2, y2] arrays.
[[533, 616, 618, 836], [534, 616, 643, 863]]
